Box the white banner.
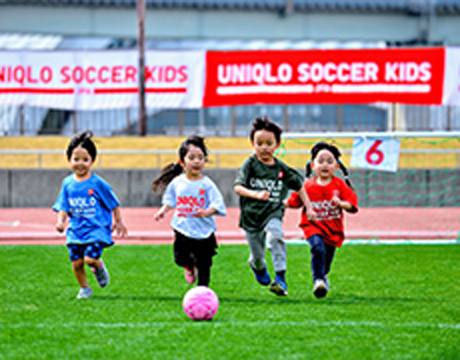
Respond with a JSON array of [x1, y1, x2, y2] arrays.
[[0, 50, 205, 110], [443, 47, 460, 105], [351, 137, 401, 173]]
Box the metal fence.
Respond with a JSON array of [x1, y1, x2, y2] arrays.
[[2, 103, 460, 136], [2, 146, 459, 169]]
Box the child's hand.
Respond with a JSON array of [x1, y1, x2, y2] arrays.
[[195, 208, 212, 218], [112, 221, 128, 237], [153, 211, 164, 221], [331, 195, 341, 206], [256, 190, 270, 201], [283, 199, 290, 208], [154, 205, 171, 221], [332, 196, 353, 211], [306, 208, 317, 221], [331, 191, 345, 208], [55, 221, 66, 233]]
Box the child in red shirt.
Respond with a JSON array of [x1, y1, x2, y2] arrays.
[[284, 142, 358, 298]]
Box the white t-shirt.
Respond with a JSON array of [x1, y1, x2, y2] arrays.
[[162, 174, 227, 239]]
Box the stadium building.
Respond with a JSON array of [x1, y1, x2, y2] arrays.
[[1, 0, 460, 135]]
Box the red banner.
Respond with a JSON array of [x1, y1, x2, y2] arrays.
[[203, 48, 445, 107]]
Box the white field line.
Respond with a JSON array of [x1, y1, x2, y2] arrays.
[[0, 235, 458, 245], [1, 320, 459, 330], [0, 221, 20, 227], [286, 239, 460, 245]]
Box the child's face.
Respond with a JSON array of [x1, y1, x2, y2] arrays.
[[311, 149, 339, 180], [251, 129, 279, 165], [69, 146, 94, 179], [183, 144, 205, 179]]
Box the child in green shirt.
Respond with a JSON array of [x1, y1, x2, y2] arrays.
[[234, 116, 315, 296]]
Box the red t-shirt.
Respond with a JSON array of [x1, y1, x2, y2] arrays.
[[286, 176, 358, 247]]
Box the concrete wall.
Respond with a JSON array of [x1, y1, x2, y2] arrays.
[[0, 169, 458, 208]]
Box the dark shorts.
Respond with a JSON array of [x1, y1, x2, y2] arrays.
[[173, 231, 218, 268], [67, 242, 111, 262]]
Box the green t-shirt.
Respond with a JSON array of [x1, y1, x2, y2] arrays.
[[234, 154, 304, 232]]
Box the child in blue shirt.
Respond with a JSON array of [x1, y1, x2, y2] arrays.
[[153, 135, 226, 287], [53, 130, 128, 299]]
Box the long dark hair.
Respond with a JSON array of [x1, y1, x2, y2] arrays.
[[66, 130, 97, 161], [151, 135, 209, 193], [305, 141, 354, 189]]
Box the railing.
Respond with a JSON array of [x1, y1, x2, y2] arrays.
[[2, 148, 460, 169], [0, 149, 252, 169], [2, 130, 459, 168], [2, 104, 460, 136]]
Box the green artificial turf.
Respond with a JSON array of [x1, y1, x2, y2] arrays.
[[0, 244, 459, 359]]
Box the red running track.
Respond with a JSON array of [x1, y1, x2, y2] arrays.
[[0, 207, 458, 245]]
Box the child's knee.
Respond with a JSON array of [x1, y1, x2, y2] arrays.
[[308, 235, 326, 254], [265, 219, 284, 241], [249, 257, 266, 270], [266, 231, 283, 247], [84, 256, 98, 267], [174, 252, 194, 267], [72, 258, 85, 271]]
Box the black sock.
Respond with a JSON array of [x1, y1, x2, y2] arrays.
[[254, 267, 267, 276], [275, 270, 286, 282], [197, 265, 211, 286]]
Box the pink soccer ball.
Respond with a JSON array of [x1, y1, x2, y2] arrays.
[[182, 286, 219, 321]]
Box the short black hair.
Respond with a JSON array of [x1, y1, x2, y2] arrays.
[[250, 116, 283, 144], [66, 130, 97, 161]]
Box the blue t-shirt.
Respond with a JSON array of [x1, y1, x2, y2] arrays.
[[53, 173, 120, 246], [162, 174, 227, 239]]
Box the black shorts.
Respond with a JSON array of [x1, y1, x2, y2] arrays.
[[67, 241, 108, 261], [173, 230, 218, 268]]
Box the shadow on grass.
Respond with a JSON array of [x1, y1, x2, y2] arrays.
[[218, 296, 313, 305], [92, 294, 312, 306], [90, 292, 417, 307], [220, 293, 417, 306], [92, 295, 179, 302], [321, 293, 417, 305]]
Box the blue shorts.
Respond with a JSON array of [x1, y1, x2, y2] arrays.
[[67, 242, 108, 262]]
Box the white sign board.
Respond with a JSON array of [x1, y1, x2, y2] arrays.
[[0, 50, 205, 110], [351, 138, 401, 172], [443, 47, 460, 105]]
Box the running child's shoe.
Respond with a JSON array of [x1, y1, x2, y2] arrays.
[[313, 279, 328, 298], [249, 265, 271, 286], [184, 266, 197, 284], [92, 260, 109, 287], [269, 275, 288, 296], [324, 274, 330, 291], [77, 286, 92, 299]]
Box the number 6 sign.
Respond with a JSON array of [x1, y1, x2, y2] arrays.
[[350, 137, 401, 172]]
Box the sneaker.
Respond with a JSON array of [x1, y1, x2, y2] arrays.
[[77, 286, 92, 299], [184, 266, 197, 284], [92, 260, 109, 288], [269, 276, 288, 296], [313, 279, 328, 298], [250, 265, 271, 286], [324, 274, 330, 291]]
